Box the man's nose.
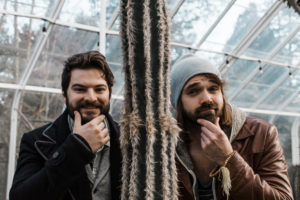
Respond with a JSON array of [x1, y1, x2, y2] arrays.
[[84, 89, 97, 102], [199, 90, 212, 104]]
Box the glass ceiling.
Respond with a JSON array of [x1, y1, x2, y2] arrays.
[[0, 0, 299, 199]]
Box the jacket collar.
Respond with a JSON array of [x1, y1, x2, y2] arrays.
[[228, 104, 249, 141], [34, 110, 72, 160], [176, 104, 249, 169], [34, 110, 119, 161]]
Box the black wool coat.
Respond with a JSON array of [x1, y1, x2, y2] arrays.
[[9, 110, 122, 200]]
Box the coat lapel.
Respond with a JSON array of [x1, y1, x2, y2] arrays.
[[34, 110, 70, 160]]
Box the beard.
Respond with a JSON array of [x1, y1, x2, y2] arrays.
[[66, 96, 110, 124], [182, 102, 222, 131]]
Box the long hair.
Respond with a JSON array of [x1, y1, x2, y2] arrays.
[[176, 73, 232, 132]]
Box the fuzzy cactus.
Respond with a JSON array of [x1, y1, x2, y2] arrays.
[[119, 0, 180, 199]]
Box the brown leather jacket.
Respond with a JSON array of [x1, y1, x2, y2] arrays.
[[176, 106, 293, 200]]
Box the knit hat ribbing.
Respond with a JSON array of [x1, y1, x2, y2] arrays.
[[170, 54, 222, 109]]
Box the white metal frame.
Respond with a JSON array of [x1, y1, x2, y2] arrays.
[[1, 1, 300, 199], [228, 25, 300, 101], [219, 1, 285, 74], [6, 1, 66, 199], [195, 0, 237, 48], [291, 117, 300, 165]]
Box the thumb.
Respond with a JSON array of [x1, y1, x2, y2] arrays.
[[215, 117, 220, 128], [73, 111, 82, 130]]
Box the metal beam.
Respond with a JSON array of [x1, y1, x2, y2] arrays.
[[0, 82, 124, 99], [0, 9, 101, 32], [170, 0, 185, 18], [170, 41, 300, 70], [6, 0, 65, 199], [195, 0, 236, 48], [291, 117, 300, 165], [251, 68, 296, 109], [219, 1, 285, 74], [107, 6, 119, 30], [99, 0, 106, 54], [240, 107, 300, 117], [269, 91, 300, 123], [228, 25, 300, 101]]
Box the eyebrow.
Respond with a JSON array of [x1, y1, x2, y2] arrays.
[[184, 80, 219, 91], [185, 82, 200, 91], [71, 84, 107, 88]]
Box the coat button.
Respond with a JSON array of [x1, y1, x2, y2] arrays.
[[52, 151, 59, 159]]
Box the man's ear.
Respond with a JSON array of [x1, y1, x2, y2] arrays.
[[109, 88, 112, 99], [62, 90, 66, 103]]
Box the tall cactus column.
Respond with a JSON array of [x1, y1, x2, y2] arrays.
[[119, 0, 180, 199]]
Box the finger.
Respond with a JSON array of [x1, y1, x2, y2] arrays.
[[90, 114, 105, 125], [73, 111, 81, 129], [102, 135, 110, 145], [100, 128, 109, 138], [198, 119, 220, 133], [98, 122, 105, 130], [215, 117, 221, 128], [201, 132, 210, 149], [201, 126, 215, 141]]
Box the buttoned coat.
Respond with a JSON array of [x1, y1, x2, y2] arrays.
[[10, 110, 122, 200]]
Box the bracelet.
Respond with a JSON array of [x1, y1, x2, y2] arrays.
[[209, 150, 236, 177]]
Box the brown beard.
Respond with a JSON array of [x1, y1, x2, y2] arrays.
[[65, 96, 110, 124], [184, 101, 220, 126]]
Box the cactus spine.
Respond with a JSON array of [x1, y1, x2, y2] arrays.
[[119, 0, 180, 199]]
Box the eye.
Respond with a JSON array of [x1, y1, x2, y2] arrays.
[[209, 86, 219, 92], [73, 87, 85, 92], [187, 88, 199, 96], [95, 88, 106, 93]]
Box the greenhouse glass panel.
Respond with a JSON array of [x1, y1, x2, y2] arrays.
[[27, 25, 99, 87], [0, 15, 44, 84], [274, 116, 293, 165], [202, 0, 276, 52], [282, 69, 300, 89], [107, 62, 123, 98], [223, 59, 258, 82], [273, 31, 300, 66], [106, 0, 119, 23], [194, 51, 225, 67], [0, 89, 13, 200], [224, 79, 243, 98], [110, 16, 120, 31], [243, 6, 300, 59], [171, 0, 232, 45], [105, 35, 123, 96], [170, 45, 193, 65], [252, 64, 289, 85], [110, 99, 123, 122], [1, 0, 59, 17], [58, 0, 101, 26], [286, 93, 300, 112], [106, 34, 122, 64], [257, 87, 293, 110], [233, 82, 269, 107]]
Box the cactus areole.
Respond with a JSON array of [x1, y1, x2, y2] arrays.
[[119, 0, 180, 199]]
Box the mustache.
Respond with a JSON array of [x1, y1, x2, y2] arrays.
[[195, 102, 218, 115], [78, 100, 102, 109]]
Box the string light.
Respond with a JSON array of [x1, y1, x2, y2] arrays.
[[288, 66, 292, 76], [258, 60, 263, 74]]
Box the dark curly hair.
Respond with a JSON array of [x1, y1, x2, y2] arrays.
[[61, 50, 114, 96]]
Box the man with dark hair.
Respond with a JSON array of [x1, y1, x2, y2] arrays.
[[10, 51, 122, 200], [170, 54, 293, 200]]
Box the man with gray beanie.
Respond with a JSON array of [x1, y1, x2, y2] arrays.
[[171, 54, 293, 200]]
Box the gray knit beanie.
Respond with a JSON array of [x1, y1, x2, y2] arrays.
[[170, 54, 222, 109]]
